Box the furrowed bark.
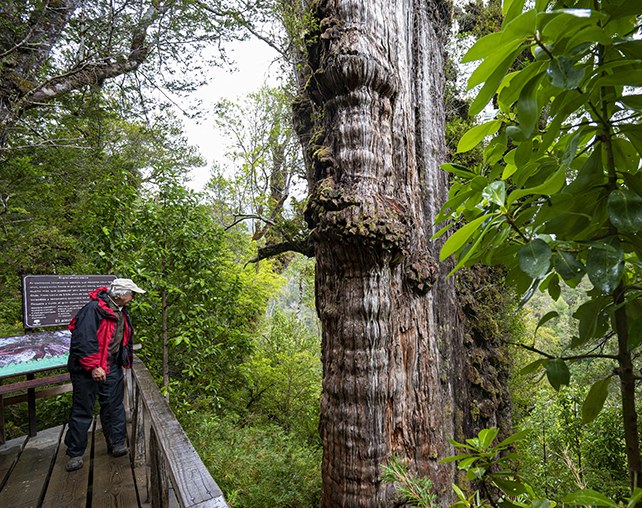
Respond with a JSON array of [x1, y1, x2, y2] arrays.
[[292, 0, 492, 505]]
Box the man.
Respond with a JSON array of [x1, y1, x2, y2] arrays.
[[64, 278, 145, 472]]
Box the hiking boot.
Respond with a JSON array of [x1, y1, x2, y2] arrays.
[[66, 456, 84, 472], [112, 444, 128, 457]]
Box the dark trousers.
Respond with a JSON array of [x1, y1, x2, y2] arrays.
[[65, 355, 126, 457]]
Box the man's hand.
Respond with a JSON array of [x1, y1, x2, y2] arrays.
[[91, 367, 106, 383]]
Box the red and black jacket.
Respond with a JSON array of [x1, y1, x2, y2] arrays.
[[67, 287, 134, 374]]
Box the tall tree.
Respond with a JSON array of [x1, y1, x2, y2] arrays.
[[287, 0, 505, 505], [0, 0, 244, 145]]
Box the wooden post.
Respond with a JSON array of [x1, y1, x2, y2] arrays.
[[149, 426, 169, 508], [26, 374, 36, 437], [0, 387, 5, 445]]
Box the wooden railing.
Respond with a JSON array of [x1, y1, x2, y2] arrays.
[[127, 355, 229, 508]]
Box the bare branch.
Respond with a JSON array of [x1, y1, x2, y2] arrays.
[[245, 237, 315, 265]]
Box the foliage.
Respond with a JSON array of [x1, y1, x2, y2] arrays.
[[381, 455, 438, 508], [226, 310, 321, 444], [433, 0, 642, 490], [516, 387, 629, 501], [206, 84, 309, 265], [184, 414, 322, 508], [442, 427, 642, 508]]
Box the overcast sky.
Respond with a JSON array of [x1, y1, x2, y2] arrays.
[[182, 37, 281, 190]]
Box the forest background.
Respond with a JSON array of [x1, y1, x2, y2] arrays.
[[0, 0, 638, 507]]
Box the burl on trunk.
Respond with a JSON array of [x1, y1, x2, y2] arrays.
[[291, 0, 509, 506]]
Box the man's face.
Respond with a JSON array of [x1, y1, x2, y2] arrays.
[[114, 292, 135, 307]]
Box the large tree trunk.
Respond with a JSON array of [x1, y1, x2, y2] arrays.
[[291, 0, 508, 505]]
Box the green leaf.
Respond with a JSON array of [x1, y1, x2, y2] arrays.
[[563, 489, 618, 507], [502, 0, 526, 25], [546, 57, 585, 89], [582, 377, 612, 424], [469, 48, 524, 117], [518, 73, 545, 137], [536, 311, 559, 333], [546, 358, 570, 391], [620, 95, 642, 111], [496, 428, 531, 448], [441, 163, 477, 179], [607, 0, 642, 22], [554, 251, 586, 280], [520, 358, 547, 376], [619, 125, 642, 155], [608, 189, 642, 232], [628, 314, 642, 351], [507, 167, 566, 207], [575, 297, 607, 347], [482, 181, 506, 206], [595, 70, 642, 88], [494, 478, 528, 496], [457, 121, 503, 153], [479, 427, 499, 449], [463, 31, 505, 63], [628, 488, 642, 508], [440, 214, 493, 262], [586, 238, 625, 294], [519, 239, 552, 279]]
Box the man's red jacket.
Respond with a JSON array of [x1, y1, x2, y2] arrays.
[[67, 287, 134, 374]]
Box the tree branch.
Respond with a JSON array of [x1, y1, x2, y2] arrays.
[[246, 237, 315, 265]]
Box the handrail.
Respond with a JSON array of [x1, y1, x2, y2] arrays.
[[128, 355, 229, 508]]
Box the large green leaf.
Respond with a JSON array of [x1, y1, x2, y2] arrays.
[[440, 214, 493, 261], [482, 181, 506, 206], [620, 95, 642, 111], [440, 163, 477, 179], [607, 0, 642, 22], [519, 239, 552, 279], [595, 70, 642, 88], [536, 311, 559, 334], [582, 377, 612, 424], [507, 167, 566, 206], [586, 239, 624, 294], [619, 124, 642, 155], [457, 121, 502, 153], [563, 489, 618, 507], [467, 42, 522, 91], [608, 189, 642, 232], [554, 251, 586, 280], [469, 48, 524, 117], [498, 62, 548, 110], [493, 478, 528, 496], [546, 358, 570, 391], [546, 57, 585, 89], [628, 314, 642, 351], [518, 73, 545, 137], [575, 298, 607, 347], [462, 31, 505, 63]]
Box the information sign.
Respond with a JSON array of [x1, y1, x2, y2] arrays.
[[22, 275, 116, 329]]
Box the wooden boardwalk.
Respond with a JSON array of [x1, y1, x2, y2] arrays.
[[0, 420, 154, 508], [0, 357, 227, 508]]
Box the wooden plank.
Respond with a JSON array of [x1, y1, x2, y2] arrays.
[[0, 374, 71, 396], [3, 384, 73, 406], [92, 427, 138, 508], [131, 356, 228, 508], [0, 435, 27, 490], [0, 425, 62, 508], [41, 426, 91, 508]]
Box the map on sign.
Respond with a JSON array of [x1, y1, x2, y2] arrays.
[[22, 275, 116, 329], [0, 330, 71, 378]]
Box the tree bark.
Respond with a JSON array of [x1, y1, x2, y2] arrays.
[[291, 0, 496, 505]]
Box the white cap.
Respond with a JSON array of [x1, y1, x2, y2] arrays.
[[110, 278, 146, 294]]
